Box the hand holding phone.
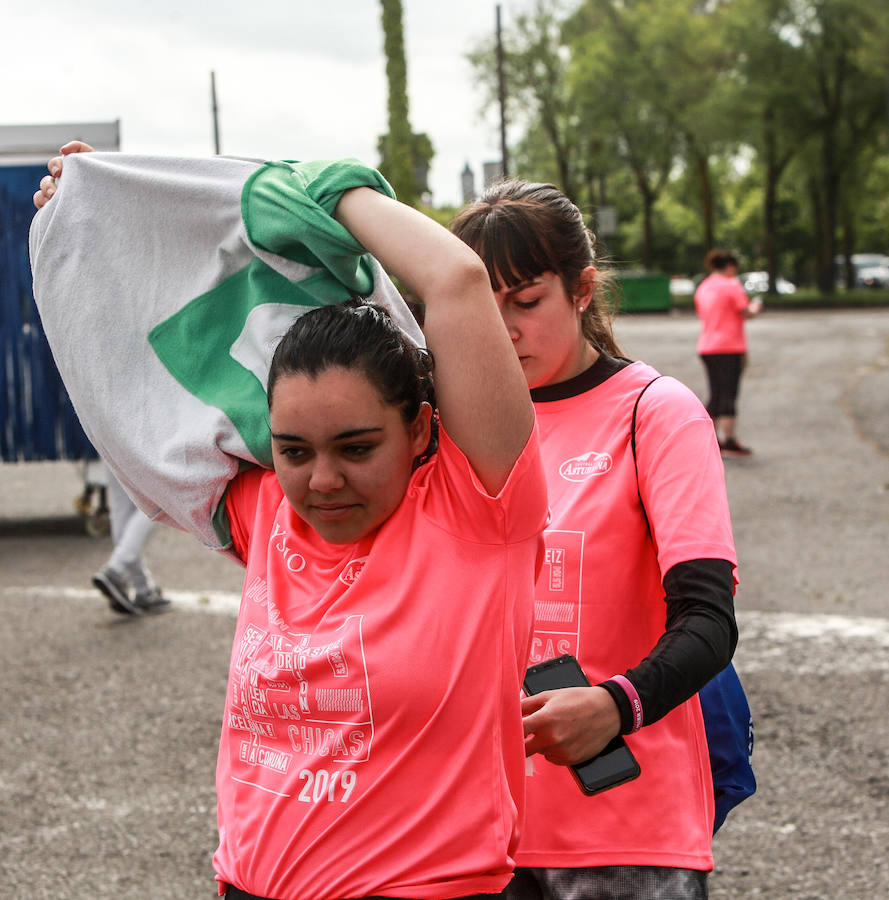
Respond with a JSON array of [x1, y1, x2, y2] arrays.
[[523, 654, 641, 796]]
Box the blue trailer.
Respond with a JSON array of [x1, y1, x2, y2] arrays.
[[0, 122, 118, 462], [0, 161, 96, 461]]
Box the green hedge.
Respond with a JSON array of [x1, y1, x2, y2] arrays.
[[616, 273, 672, 312], [669, 288, 889, 311]]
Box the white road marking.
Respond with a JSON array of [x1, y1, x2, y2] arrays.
[[6, 587, 888, 673], [737, 610, 889, 673], [2, 584, 242, 614]]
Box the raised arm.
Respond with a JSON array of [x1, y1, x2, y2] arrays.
[[334, 187, 534, 495]]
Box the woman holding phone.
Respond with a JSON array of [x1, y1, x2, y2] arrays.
[[452, 181, 739, 900], [694, 249, 763, 457]]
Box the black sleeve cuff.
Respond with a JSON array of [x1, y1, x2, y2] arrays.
[[598, 678, 635, 735]]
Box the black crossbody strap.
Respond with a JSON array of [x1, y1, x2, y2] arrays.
[[631, 376, 663, 532]]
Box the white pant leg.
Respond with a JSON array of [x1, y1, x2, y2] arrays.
[[105, 465, 156, 592], [104, 462, 133, 546]]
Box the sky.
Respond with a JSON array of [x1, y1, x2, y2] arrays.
[[0, 1, 528, 207]]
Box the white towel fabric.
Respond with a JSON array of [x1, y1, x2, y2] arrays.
[[30, 153, 424, 550]]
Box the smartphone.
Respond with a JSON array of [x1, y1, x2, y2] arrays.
[[523, 654, 641, 796]]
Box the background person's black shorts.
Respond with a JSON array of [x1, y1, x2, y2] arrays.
[[700, 352, 744, 418]]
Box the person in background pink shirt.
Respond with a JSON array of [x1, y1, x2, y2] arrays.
[[694, 250, 763, 457]]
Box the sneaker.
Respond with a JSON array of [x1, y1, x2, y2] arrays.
[[719, 438, 753, 458], [134, 586, 172, 614], [92, 567, 141, 615]]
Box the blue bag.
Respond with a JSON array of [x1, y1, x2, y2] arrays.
[[699, 663, 756, 832], [632, 378, 756, 833]]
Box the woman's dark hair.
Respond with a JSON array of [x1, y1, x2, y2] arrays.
[[451, 180, 621, 356], [705, 249, 740, 272], [267, 300, 438, 465]]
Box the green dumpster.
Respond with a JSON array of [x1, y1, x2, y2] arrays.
[[616, 272, 671, 313]]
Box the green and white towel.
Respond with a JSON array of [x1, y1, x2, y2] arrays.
[[29, 153, 424, 550]]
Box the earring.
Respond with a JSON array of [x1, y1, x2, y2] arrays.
[[578, 306, 585, 312]]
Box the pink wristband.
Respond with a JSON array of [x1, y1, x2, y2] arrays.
[[610, 675, 643, 733]]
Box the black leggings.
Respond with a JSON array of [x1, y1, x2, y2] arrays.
[[700, 353, 744, 418], [501, 865, 708, 899], [225, 888, 492, 900]]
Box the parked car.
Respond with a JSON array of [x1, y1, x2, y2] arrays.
[[855, 264, 889, 288], [741, 271, 796, 295], [669, 276, 697, 297], [835, 253, 889, 288]]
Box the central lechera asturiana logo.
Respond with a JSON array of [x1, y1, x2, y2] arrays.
[[559, 451, 612, 482]]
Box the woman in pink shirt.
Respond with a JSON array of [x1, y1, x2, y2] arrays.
[[694, 250, 763, 457], [453, 182, 739, 900], [36, 148, 548, 900]]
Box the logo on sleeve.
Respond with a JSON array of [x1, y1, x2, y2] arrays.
[[559, 451, 612, 482]]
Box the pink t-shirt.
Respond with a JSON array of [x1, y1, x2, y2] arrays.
[[214, 427, 547, 900], [518, 362, 737, 871], [695, 273, 750, 354]]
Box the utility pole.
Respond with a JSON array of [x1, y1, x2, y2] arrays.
[[496, 4, 509, 178], [210, 70, 221, 156]]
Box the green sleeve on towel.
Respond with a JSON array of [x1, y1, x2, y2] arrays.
[[241, 159, 396, 294]]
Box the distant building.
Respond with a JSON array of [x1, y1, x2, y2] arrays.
[[483, 160, 504, 188], [461, 162, 476, 205]]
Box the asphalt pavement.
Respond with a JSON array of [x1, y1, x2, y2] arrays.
[[1, 307, 888, 898]]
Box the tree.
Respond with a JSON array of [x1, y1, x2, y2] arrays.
[[377, 0, 433, 207], [377, 129, 434, 202], [467, 1, 590, 200], [720, 0, 813, 290], [568, 0, 680, 268], [790, 0, 889, 291], [466, 0, 889, 284], [652, 1, 740, 251]]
